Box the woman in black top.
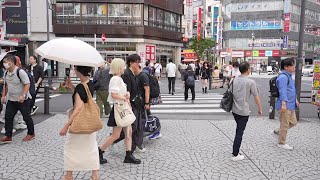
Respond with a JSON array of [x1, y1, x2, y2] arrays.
[[200, 61, 210, 94], [195, 61, 200, 80], [60, 66, 100, 180]]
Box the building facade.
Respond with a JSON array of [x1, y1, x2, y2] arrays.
[[28, 0, 183, 77], [221, 0, 320, 68]]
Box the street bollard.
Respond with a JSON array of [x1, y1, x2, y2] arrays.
[[269, 96, 276, 119], [44, 85, 50, 114]]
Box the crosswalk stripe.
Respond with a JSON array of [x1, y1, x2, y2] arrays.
[[151, 109, 225, 113], [161, 100, 221, 104], [153, 104, 220, 108]]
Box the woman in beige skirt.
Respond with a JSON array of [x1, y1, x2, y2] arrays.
[[60, 66, 99, 180], [212, 66, 221, 89]]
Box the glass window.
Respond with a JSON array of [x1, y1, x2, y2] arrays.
[[132, 4, 141, 18], [97, 4, 107, 16], [108, 4, 131, 17], [156, 9, 164, 28], [149, 6, 156, 27], [82, 3, 97, 17], [144, 5, 148, 25], [55, 3, 80, 24]]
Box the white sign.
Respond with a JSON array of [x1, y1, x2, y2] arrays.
[[283, 0, 291, 13], [232, 51, 244, 57], [184, 0, 193, 20], [232, 1, 283, 12], [185, 19, 193, 38], [248, 39, 282, 48]]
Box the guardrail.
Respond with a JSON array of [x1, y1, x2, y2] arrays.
[[269, 90, 311, 120]]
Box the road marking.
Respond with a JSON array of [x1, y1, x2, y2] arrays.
[[153, 104, 220, 108], [151, 109, 225, 113], [161, 100, 221, 104], [35, 94, 62, 103]]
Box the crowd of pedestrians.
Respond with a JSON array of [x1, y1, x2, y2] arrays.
[[0, 52, 301, 179]]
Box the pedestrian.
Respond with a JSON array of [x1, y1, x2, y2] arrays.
[[231, 62, 262, 161], [0, 67, 4, 118], [183, 65, 196, 102], [274, 58, 299, 150], [189, 61, 196, 72], [166, 58, 177, 95], [0, 55, 35, 144], [142, 61, 152, 75], [154, 60, 162, 82], [221, 64, 229, 88], [93, 64, 111, 118], [42, 59, 48, 76], [60, 66, 100, 180], [195, 61, 200, 81], [98, 58, 141, 164], [29, 55, 44, 115], [212, 66, 221, 89], [228, 61, 241, 80], [200, 61, 210, 94]]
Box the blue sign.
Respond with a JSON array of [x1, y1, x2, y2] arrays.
[[230, 19, 282, 30], [282, 35, 288, 49], [265, 51, 273, 56]]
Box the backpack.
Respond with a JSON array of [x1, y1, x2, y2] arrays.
[[142, 67, 151, 74], [269, 73, 290, 98], [186, 74, 195, 86], [143, 112, 161, 133], [5, 68, 36, 98], [145, 73, 160, 98], [220, 80, 233, 112]]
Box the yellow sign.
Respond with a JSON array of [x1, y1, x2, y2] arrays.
[[252, 51, 259, 57]]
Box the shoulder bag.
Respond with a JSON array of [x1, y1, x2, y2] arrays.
[[114, 100, 136, 127], [220, 80, 234, 112], [69, 83, 103, 134]]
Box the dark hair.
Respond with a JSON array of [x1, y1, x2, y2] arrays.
[[168, 58, 173, 63], [145, 61, 150, 66], [3, 54, 16, 64], [280, 58, 295, 70], [229, 61, 232, 65], [214, 66, 218, 70], [239, 62, 251, 74], [30, 55, 37, 61], [126, 54, 141, 67], [75, 66, 92, 76], [233, 61, 240, 68]]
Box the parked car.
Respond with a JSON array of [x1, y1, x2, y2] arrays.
[[302, 65, 314, 77]]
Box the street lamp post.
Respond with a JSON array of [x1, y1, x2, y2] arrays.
[[251, 32, 255, 75], [46, 0, 56, 88]]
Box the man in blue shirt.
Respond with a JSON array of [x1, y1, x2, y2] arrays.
[[274, 58, 299, 150]]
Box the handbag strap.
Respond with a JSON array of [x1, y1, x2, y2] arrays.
[[81, 82, 93, 99]]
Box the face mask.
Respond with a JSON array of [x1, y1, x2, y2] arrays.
[[3, 63, 11, 70]]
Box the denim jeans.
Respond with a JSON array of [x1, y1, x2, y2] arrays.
[[184, 85, 195, 100], [168, 77, 176, 93]]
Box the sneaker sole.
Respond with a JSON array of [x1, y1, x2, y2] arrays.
[[23, 137, 35, 142], [0, 141, 12, 144], [123, 160, 141, 164]]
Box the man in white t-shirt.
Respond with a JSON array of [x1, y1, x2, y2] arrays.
[[189, 62, 196, 71], [154, 61, 162, 82], [166, 58, 177, 95], [228, 61, 241, 79]]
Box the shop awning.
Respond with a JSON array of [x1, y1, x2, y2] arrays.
[[0, 39, 19, 47]]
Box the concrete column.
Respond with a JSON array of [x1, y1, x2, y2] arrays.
[[136, 43, 146, 66], [173, 46, 181, 78]]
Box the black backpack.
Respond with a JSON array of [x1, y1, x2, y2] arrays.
[[220, 80, 233, 112], [269, 73, 290, 98], [5, 68, 36, 98], [186, 74, 195, 86], [145, 73, 160, 98]]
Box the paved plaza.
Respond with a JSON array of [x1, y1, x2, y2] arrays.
[[0, 113, 319, 180]]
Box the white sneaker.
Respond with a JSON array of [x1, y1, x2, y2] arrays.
[[135, 147, 147, 153], [14, 123, 27, 130], [231, 154, 245, 161], [277, 144, 293, 150], [1, 127, 16, 134]]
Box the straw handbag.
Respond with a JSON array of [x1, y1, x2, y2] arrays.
[[114, 101, 136, 127], [69, 83, 103, 134]]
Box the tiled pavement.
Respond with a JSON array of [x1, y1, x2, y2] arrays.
[[0, 114, 319, 180]]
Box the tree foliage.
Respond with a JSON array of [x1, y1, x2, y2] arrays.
[[189, 37, 216, 60]]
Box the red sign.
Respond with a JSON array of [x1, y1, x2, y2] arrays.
[[146, 45, 156, 61], [245, 50, 252, 57], [9, 38, 21, 42], [101, 34, 106, 42], [182, 37, 188, 42], [259, 50, 265, 57], [184, 53, 196, 59], [272, 50, 280, 56], [197, 8, 202, 40], [284, 13, 291, 33], [186, 0, 192, 6]]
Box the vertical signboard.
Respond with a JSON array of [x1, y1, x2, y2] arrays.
[[197, 8, 202, 40], [282, 35, 288, 49], [283, 0, 292, 13], [146, 45, 156, 61], [212, 6, 219, 41], [4, 0, 28, 35], [312, 60, 320, 105], [185, 0, 193, 20], [185, 20, 193, 38], [284, 13, 291, 33]]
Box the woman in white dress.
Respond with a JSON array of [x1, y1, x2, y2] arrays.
[[98, 58, 141, 164], [59, 66, 99, 180]]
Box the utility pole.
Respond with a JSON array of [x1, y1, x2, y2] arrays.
[[295, 0, 306, 120], [46, 0, 53, 88]]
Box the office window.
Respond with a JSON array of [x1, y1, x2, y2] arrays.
[[55, 3, 80, 24], [157, 9, 164, 28]]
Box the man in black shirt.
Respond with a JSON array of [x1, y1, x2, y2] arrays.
[[29, 55, 44, 115], [120, 54, 148, 153]]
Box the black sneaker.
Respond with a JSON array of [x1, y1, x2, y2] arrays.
[[30, 106, 39, 116]]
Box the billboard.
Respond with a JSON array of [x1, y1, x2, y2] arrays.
[[185, 0, 193, 20], [284, 13, 291, 33], [231, 19, 281, 30]]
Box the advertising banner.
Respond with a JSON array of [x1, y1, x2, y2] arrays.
[[231, 19, 281, 30], [145, 45, 156, 61], [282, 36, 288, 48], [248, 39, 282, 48], [197, 8, 202, 40], [283, 0, 292, 13], [284, 13, 291, 33], [312, 60, 320, 105], [185, 0, 193, 20], [185, 20, 193, 38]]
